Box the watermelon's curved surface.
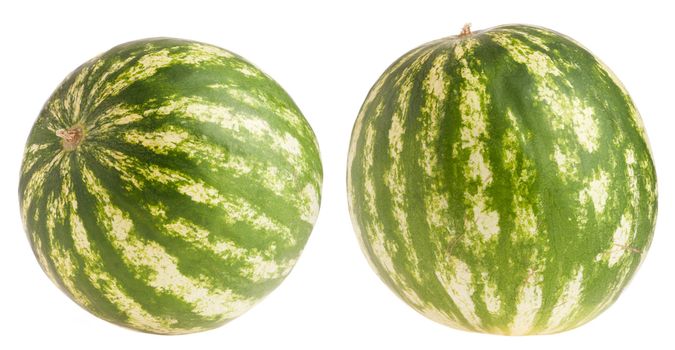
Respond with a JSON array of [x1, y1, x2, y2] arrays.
[[347, 25, 657, 335], [20, 38, 322, 334]]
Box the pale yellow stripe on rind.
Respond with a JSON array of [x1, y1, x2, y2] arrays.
[[46, 90, 69, 128], [593, 57, 651, 153], [21, 152, 65, 223], [552, 144, 579, 180], [207, 82, 310, 133], [347, 102, 383, 272], [435, 257, 483, 330], [92, 148, 296, 245], [90, 147, 146, 191], [499, 28, 551, 52], [410, 51, 479, 326], [149, 97, 304, 162], [124, 126, 317, 224], [509, 250, 545, 335], [594, 149, 640, 268], [90, 42, 235, 109], [372, 50, 432, 306], [480, 272, 502, 315], [575, 261, 633, 329], [64, 166, 178, 333], [177, 181, 295, 245], [363, 119, 427, 310], [545, 266, 585, 332], [385, 73, 421, 282], [347, 42, 433, 191], [594, 214, 635, 268], [578, 170, 610, 214], [80, 164, 256, 320], [347, 44, 438, 310], [503, 110, 540, 239], [455, 39, 500, 241], [30, 233, 59, 286], [497, 109, 548, 334], [86, 56, 135, 112], [419, 53, 450, 233], [123, 129, 189, 155], [362, 122, 398, 282], [607, 215, 633, 267], [92, 49, 173, 109], [490, 33, 600, 153], [86, 104, 136, 136], [44, 166, 91, 308], [178, 43, 234, 64], [163, 218, 295, 282], [299, 183, 321, 225], [63, 63, 91, 124], [509, 274, 543, 335], [21, 143, 52, 175], [490, 32, 561, 77]]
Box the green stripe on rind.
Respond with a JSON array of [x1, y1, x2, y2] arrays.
[[20, 38, 322, 334], [347, 25, 656, 335]]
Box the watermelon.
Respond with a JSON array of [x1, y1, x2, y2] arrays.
[[19, 38, 322, 334], [347, 24, 657, 335]]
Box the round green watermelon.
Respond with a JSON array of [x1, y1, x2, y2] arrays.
[[347, 24, 657, 335], [19, 38, 322, 334]]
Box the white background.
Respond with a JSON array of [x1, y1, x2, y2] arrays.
[[1, 0, 673, 348]]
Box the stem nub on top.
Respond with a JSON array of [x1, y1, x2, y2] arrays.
[[459, 23, 472, 37], [55, 125, 84, 151]]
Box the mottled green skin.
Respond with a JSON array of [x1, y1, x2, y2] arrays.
[[20, 38, 322, 334], [347, 25, 657, 334]]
